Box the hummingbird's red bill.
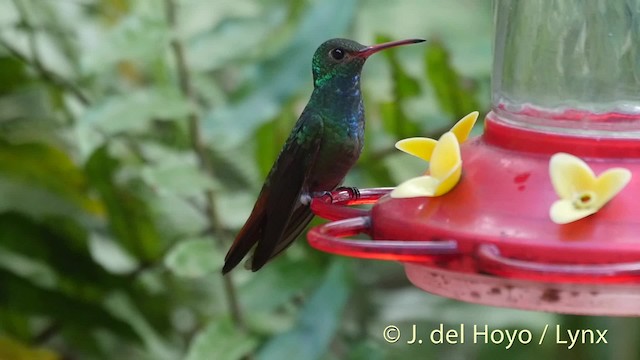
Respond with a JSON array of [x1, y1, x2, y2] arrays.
[[357, 38, 426, 58]]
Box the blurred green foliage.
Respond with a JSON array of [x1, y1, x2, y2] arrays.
[[0, 1, 636, 360]]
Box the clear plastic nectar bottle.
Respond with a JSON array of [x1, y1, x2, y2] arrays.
[[492, 0, 640, 136]]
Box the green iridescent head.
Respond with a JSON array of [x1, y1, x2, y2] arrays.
[[311, 38, 425, 88]]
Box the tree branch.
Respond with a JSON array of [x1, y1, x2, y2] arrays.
[[0, 38, 91, 106], [3, 0, 90, 105], [163, 0, 246, 332]]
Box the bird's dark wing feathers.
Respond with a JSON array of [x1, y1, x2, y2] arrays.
[[251, 113, 324, 270], [221, 189, 266, 273], [222, 112, 324, 273]]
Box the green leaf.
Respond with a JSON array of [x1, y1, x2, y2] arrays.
[[214, 190, 261, 229], [356, 151, 396, 188], [164, 238, 222, 278], [0, 268, 136, 340], [148, 193, 208, 239], [0, 56, 31, 95], [257, 260, 351, 360], [179, 0, 260, 35], [85, 145, 164, 261], [238, 254, 325, 335], [207, 146, 255, 192], [376, 34, 422, 139], [254, 104, 296, 179], [80, 88, 191, 135], [82, 14, 169, 71], [0, 335, 60, 360], [0, 249, 59, 289], [347, 341, 386, 360], [0, 177, 94, 224], [104, 292, 178, 360], [185, 318, 258, 360], [0, 310, 30, 342], [240, 255, 324, 313], [140, 155, 219, 196], [425, 39, 481, 120], [186, 6, 286, 72], [377, 35, 421, 100], [0, 212, 124, 295], [382, 152, 428, 185], [88, 233, 139, 275], [0, 140, 102, 217]]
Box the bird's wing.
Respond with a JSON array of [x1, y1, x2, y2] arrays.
[[250, 113, 324, 271], [260, 201, 315, 261], [222, 187, 267, 274], [222, 112, 323, 273]]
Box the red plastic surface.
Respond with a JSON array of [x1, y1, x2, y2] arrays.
[[308, 187, 457, 260], [308, 112, 640, 284], [476, 245, 640, 283], [310, 187, 392, 221], [306, 216, 457, 261], [486, 110, 640, 157]]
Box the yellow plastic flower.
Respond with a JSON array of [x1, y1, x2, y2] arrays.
[[395, 111, 478, 161], [549, 153, 631, 224], [390, 112, 478, 199], [391, 132, 461, 198]]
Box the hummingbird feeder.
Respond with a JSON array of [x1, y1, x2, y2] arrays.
[[307, 0, 640, 316]]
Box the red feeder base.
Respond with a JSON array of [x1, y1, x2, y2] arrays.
[[307, 112, 640, 316]]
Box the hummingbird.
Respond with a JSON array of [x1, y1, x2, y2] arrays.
[[222, 37, 425, 273]]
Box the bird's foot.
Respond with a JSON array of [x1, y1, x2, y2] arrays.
[[317, 187, 361, 203], [304, 187, 361, 205], [300, 191, 334, 205], [300, 193, 314, 205], [306, 190, 335, 204]]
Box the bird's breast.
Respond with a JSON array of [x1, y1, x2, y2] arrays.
[[308, 114, 364, 191]]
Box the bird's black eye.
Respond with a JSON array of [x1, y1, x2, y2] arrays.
[[329, 48, 345, 61]]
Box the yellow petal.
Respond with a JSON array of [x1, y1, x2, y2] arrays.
[[390, 175, 441, 198], [390, 132, 463, 199], [549, 153, 596, 199], [390, 164, 462, 199], [592, 168, 632, 208], [395, 137, 438, 162], [450, 111, 479, 143], [430, 132, 461, 179], [433, 162, 462, 196], [550, 199, 598, 224]]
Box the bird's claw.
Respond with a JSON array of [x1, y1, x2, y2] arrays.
[[306, 186, 361, 204], [307, 190, 334, 203], [300, 193, 313, 205], [301, 191, 335, 205], [335, 186, 361, 200]]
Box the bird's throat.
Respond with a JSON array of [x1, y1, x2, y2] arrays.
[[312, 74, 363, 117]]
